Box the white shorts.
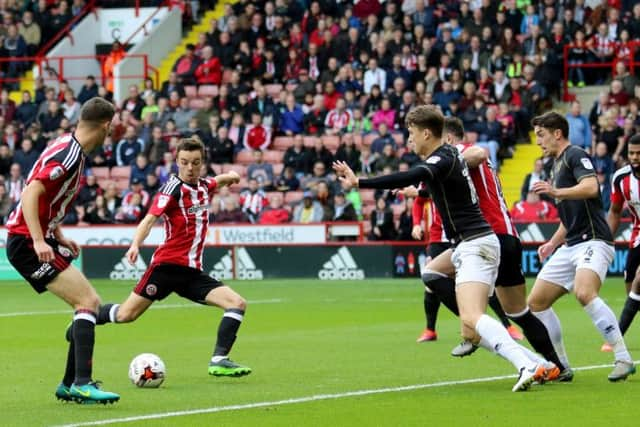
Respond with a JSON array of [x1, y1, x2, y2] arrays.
[[451, 234, 500, 291], [537, 240, 614, 291]]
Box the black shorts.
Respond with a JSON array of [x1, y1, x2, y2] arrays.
[[6, 234, 74, 294], [134, 263, 224, 303], [496, 234, 525, 287], [624, 246, 640, 283], [427, 242, 452, 259]]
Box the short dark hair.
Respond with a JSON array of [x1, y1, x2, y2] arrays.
[[629, 134, 640, 146], [531, 112, 569, 139], [79, 97, 115, 125], [405, 105, 444, 138], [176, 137, 205, 157], [443, 117, 465, 140]]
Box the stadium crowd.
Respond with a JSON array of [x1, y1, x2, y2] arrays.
[[0, 0, 639, 239]]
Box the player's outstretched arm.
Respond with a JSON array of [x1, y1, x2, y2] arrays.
[[126, 214, 158, 265], [21, 180, 55, 263], [214, 171, 240, 188], [462, 146, 488, 168]]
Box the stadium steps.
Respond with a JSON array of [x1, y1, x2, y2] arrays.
[[500, 140, 541, 208], [571, 84, 608, 113], [9, 69, 34, 104], [155, 0, 235, 88]]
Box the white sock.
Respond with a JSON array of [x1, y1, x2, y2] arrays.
[[533, 307, 570, 368], [475, 314, 535, 371], [479, 335, 545, 364], [629, 291, 640, 302], [584, 297, 632, 362], [211, 355, 228, 363]]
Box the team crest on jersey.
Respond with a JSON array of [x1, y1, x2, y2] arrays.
[[146, 284, 158, 296], [581, 158, 594, 170], [426, 156, 441, 164], [58, 246, 72, 258], [157, 195, 170, 209], [49, 166, 64, 180]]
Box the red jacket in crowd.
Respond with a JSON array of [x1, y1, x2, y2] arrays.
[[195, 57, 222, 85]]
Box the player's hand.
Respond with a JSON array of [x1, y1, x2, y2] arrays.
[[332, 160, 358, 189], [34, 240, 55, 263], [126, 245, 139, 265], [60, 238, 80, 258], [411, 225, 424, 240], [537, 242, 556, 263], [226, 171, 240, 184], [532, 181, 556, 198], [400, 185, 419, 198]]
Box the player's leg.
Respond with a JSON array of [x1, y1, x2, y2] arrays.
[[421, 248, 458, 315], [417, 244, 450, 343], [47, 266, 120, 404], [618, 248, 640, 337], [572, 242, 634, 381], [488, 294, 521, 337]]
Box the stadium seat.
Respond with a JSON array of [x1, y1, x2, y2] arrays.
[[391, 204, 405, 220], [362, 220, 372, 235], [284, 190, 303, 205], [91, 167, 110, 181], [189, 98, 205, 110], [321, 135, 340, 152], [235, 150, 255, 165], [115, 178, 130, 192], [110, 166, 131, 180], [360, 189, 375, 204], [197, 85, 218, 98], [273, 136, 293, 151], [303, 136, 317, 147], [263, 150, 283, 163], [185, 85, 197, 98], [222, 69, 233, 84], [362, 204, 375, 218], [363, 134, 376, 146], [354, 134, 363, 148], [209, 164, 222, 175], [98, 179, 116, 191], [265, 84, 283, 98], [273, 163, 284, 176], [221, 163, 247, 176]]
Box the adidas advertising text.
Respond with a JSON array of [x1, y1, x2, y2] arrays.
[[319, 247, 365, 280]]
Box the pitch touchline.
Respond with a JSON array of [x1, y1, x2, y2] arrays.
[[52, 362, 633, 427], [0, 299, 284, 318]]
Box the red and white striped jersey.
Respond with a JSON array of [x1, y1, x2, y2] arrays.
[[412, 183, 448, 244], [611, 165, 640, 248], [456, 143, 518, 237], [148, 175, 217, 270], [7, 133, 85, 237]]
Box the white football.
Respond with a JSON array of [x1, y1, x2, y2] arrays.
[[128, 353, 166, 388]]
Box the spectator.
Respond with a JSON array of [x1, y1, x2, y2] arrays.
[[159, 71, 186, 100], [0, 184, 13, 224], [216, 197, 249, 223], [103, 181, 122, 214], [140, 95, 159, 122], [372, 98, 396, 131], [283, 134, 308, 176], [609, 79, 630, 107], [589, 92, 611, 132], [258, 193, 290, 224], [121, 85, 145, 120], [335, 133, 361, 173], [38, 100, 63, 139], [122, 178, 150, 210], [130, 153, 152, 185], [6, 163, 25, 207], [275, 166, 300, 191], [195, 45, 222, 85], [280, 94, 305, 136], [370, 123, 396, 154], [115, 192, 144, 224], [364, 58, 387, 94], [0, 145, 12, 177], [243, 112, 271, 151], [247, 150, 274, 190], [328, 191, 357, 222], [596, 110, 625, 164], [293, 69, 315, 103], [173, 44, 200, 85], [240, 178, 268, 223], [474, 107, 502, 168], [116, 125, 145, 166], [293, 190, 324, 223], [195, 96, 217, 129], [588, 22, 615, 83], [592, 142, 615, 183], [15, 91, 38, 129], [567, 29, 588, 88], [520, 158, 547, 201], [375, 144, 400, 173], [77, 75, 99, 105], [207, 124, 234, 165], [566, 101, 592, 152], [84, 195, 114, 224], [90, 135, 116, 168], [300, 160, 331, 191], [369, 197, 396, 241], [19, 10, 41, 55], [324, 98, 352, 135], [76, 174, 102, 207], [3, 24, 28, 89], [510, 191, 558, 222], [0, 89, 17, 123], [13, 138, 38, 177], [3, 124, 20, 152], [396, 196, 414, 241], [173, 97, 197, 133], [145, 172, 160, 197], [306, 137, 333, 173], [61, 89, 81, 125], [258, 47, 282, 83]]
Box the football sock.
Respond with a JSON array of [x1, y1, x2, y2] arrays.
[[619, 292, 640, 336], [212, 308, 245, 360], [421, 272, 458, 315], [96, 304, 120, 324], [489, 294, 511, 327], [72, 310, 96, 386], [508, 308, 565, 371], [424, 290, 440, 330], [479, 335, 545, 365], [62, 324, 75, 387], [475, 314, 535, 371], [584, 297, 632, 362], [533, 307, 570, 369]]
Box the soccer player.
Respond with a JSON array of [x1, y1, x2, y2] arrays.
[[529, 112, 635, 381], [6, 98, 120, 404], [334, 106, 551, 392], [606, 134, 640, 351], [96, 138, 252, 377]]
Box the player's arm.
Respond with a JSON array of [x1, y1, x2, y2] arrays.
[[214, 171, 240, 188], [607, 201, 623, 236], [21, 180, 55, 262], [126, 213, 157, 265], [462, 146, 488, 168], [411, 194, 426, 240], [532, 151, 599, 201], [333, 160, 430, 190], [538, 222, 567, 263]]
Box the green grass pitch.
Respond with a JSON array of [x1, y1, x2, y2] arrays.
[[1, 278, 639, 426]]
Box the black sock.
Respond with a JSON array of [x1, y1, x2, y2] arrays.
[[213, 309, 245, 357], [424, 291, 440, 331], [62, 325, 75, 387], [489, 294, 511, 327], [422, 274, 459, 316], [72, 310, 96, 386], [509, 309, 565, 371], [619, 296, 640, 336], [96, 304, 119, 325]]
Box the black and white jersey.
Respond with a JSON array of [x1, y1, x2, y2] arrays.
[[551, 145, 613, 246], [359, 143, 492, 244]]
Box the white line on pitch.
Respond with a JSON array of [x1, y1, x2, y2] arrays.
[[52, 362, 631, 427], [0, 299, 284, 318]]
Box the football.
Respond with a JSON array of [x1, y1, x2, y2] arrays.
[[128, 353, 166, 388]]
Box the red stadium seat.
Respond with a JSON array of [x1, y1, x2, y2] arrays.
[[354, 134, 363, 148], [91, 167, 110, 181], [273, 163, 284, 176], [197, 85, 219, 98], [235, 150, 254, 165], [265, 84, 283, 98], [185, 85, 197, 98], [189, 98, 205, 110], [359, 189, 375, 204], [110, 166, 130, 180], [222, 69, 233, 84], [263, 150, 283, 163], [363, 134, 376, 147], [362, 204, 375, 218], [391, 203, 405, 220], [321, 135, 340, 152], [284, 190, 303, 205], [273, 136, 293, 151], [221, 163, 247, 176], [115, 178, 130, 192], [303, 136, 317, 147], [98, 179, 116, 190]]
